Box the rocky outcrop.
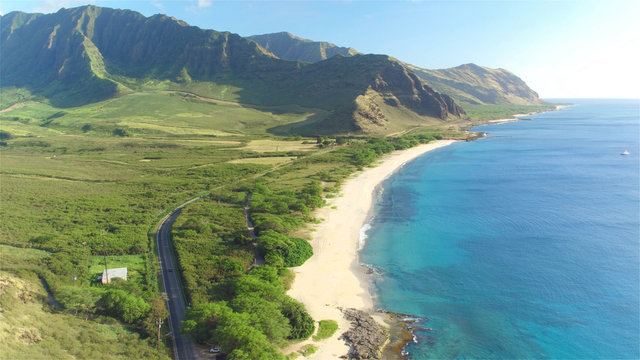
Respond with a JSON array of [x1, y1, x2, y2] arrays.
[[372, 60, 466, 119], [340, 308, 389, 360]]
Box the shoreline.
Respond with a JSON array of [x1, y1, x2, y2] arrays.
[[485, 104, 570, 124], [286, 140, 457, 359]]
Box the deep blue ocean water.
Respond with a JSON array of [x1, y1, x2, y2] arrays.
[[361, 99, 640, 359]]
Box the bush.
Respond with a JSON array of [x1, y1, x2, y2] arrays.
[[112, 128, 129, 137], [281, 299, 315, 340], [313, 320, 339, 340], [0, 130, 13, 140], [183, 301, 285, 360], [257, 231, 313, 267], [281, 237, 312, 267], [100, 288, 150, 323]]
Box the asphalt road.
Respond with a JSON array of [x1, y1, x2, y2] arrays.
[[156, 205, 199, 360]]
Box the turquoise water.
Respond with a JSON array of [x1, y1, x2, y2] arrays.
[[361, 99, 639, 359]]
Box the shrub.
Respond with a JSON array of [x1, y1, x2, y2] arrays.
[[112, 128, 129, 137], [100, 288, 150, 323], [257, 231, 313, 268], [282, 299, 315, 340], [0, 130, 13, 140], [313, 320, 339, 341]]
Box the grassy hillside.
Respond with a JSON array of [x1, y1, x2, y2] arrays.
[[0, 270, 169, 360]]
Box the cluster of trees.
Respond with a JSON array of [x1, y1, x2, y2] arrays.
[[171, 199, 253, 304], [183, 266, 313, 360], [257, 230, 313, 267], [177, 181, 323, 356], [250, 181, 325, 232], [55, 282, 168, 343], [339, 135, 443, 168]]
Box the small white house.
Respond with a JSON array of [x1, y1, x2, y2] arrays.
[[100, 267, 127, 284]]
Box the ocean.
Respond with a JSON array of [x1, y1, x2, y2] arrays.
[[361, 99, 640, 359]]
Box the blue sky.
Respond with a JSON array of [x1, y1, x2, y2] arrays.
[[2, 0, 639, 98]]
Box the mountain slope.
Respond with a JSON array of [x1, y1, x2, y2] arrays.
[[0, 6, 288, 106], [271, 55, 465, 134], [0, 6, 464, 134], [407, 63, 543, 105], [248, 32, 359, 63], [247, 32, 542, 106]]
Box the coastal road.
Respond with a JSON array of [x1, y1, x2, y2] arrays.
[[156, 198, 207, 360]]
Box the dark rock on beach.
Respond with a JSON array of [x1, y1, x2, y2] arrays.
[[340, 308, 389, 359]]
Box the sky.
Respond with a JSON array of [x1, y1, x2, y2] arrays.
[[2, 0, 639, 99]]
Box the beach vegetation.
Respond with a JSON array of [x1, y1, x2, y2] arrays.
[[258, 230, 313, 267], [313, 320, 339, 341], [182, 266, 315, 357], [299, 344, 318, 356]]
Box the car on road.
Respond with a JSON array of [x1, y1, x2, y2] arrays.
[[168, 268, 174, 272], [209, 347, 221, 353]]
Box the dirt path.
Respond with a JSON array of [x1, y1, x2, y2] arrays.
[[0, 102, 30, 114]]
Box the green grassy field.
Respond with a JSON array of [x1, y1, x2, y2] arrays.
[[1, 88, 331, 136]]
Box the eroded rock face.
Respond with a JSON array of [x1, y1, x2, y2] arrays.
[[373, 61, 466, 120], [340, 308, 389, 360], [410, 62, 544, 105]]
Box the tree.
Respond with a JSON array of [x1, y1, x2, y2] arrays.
[[101, 288, 150, 323], [231, 294, 291, 343], [182, 301, 234, 343], [281, 299, 315, 339], [257, 230, 312, 267], [142, 297, 169, 346], [281, 237, 313, 267], [57, 286, 103, 320], [0, 130, 13, 140]]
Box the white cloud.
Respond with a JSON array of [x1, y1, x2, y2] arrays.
[[150, 0, 164, 11], [198, 0, 212, 8]]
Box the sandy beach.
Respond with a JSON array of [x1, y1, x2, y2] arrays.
[[287, 140, 457, 359]]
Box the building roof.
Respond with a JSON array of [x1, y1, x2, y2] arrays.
[[101, 267, 127, 281]]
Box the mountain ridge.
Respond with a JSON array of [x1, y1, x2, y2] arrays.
[[407, 63, 543, 105], [248, 30, 542, 106], [1, 5, 464, 135], [248, 32, 360, 63]]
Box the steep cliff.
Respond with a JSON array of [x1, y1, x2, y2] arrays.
[[408, 63, 543, 105]]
